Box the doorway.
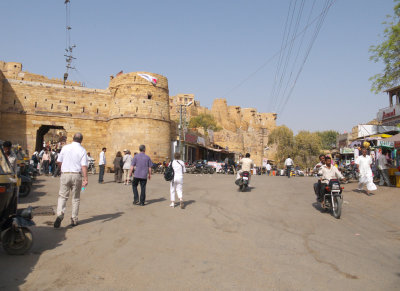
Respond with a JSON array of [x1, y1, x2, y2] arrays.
[[35, 125, 67, 151]]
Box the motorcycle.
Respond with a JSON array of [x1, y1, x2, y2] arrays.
[[18, 174, 32, 198], [321, 179, 344, 219], [0, 145, 35, 255], [340, 165, 358, 183], [235, 171, 250, 192], [88, 159, 96, 175]]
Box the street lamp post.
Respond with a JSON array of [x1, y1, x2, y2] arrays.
[[178, 101, 193, 162]]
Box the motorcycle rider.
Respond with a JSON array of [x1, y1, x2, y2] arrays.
[[318, 156, 345, 205], [313, 154, 325, 197], [239, 153, 254, 184]]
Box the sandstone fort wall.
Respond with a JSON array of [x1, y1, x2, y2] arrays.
[[0, 61, 170, 163]]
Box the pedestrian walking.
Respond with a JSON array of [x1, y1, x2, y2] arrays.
[[113, 151, 123, 183], [265, 163, 272, 176], [122, 150, 133, 185], [128, 145, 152, 206], [54, 133, 88, 228], [42, 148, 51, 175], [356, 148, 377, 195], [169, 152, 186, 208], [284, 156, 294, 178], [99, 147, 106, 183], [377, 149, 393, 187]]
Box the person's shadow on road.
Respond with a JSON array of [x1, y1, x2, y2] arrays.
[[146, 197, 166, 205], [182, 200, 196, 209], [78, 212, 124, 225]]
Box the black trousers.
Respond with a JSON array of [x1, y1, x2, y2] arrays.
[[43, 160, 49, 174], [286, 166, 291, 178], [99, 165, 105, 182], [132, 178, 147, 204], [319, 183, 328, 202]]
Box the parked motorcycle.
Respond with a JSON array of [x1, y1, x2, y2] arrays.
[[18, 174, 32, 198], [88, 159, 96, 175], [340, 165, 358, 183], [0, 145, 35, 255], [321, 179, 344, 219], [235, 171, 250, 192]]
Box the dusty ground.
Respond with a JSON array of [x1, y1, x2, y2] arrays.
[[1, 173, 399, 290]]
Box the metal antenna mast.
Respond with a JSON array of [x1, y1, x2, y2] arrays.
[[64, 0, 76, 84]]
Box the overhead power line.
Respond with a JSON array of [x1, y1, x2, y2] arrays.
[[222, 0, 336, 112]]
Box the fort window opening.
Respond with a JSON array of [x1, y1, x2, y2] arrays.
[[66, 106, 68, 111], [35, 102, 37, 108], [147, 92, 152, 100], [96, 108, 99, 114], [13, 100, 16, 105], [51, 104, 53, 110], [82, 107, 85, 113]]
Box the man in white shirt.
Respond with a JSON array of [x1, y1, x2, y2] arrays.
[[54, 133, 88, 228], [284, 156, 294, 178], [318, 156, 345, 203], [98, 147, 106, 183], [265, 163, 272, 176], [355, 148, 376, 195], [377, 149, 393, 187], [239, 153, 254, 184]]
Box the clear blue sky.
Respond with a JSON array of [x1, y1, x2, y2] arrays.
[[0, 0, 394, 133]]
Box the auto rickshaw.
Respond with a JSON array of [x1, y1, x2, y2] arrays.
[[0, 144, 34, 255]]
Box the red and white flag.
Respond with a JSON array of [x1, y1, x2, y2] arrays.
[[138, 73, 157, 85]]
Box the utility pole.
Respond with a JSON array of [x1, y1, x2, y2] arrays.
[[179, 105, 183, 159]]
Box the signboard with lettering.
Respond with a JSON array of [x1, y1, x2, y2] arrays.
[[377, 140, 394, 148], [340, 148, 354, 154]]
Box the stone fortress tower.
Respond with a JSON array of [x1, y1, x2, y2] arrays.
[[0, 61, 170, 164], [107, 72, 171, 161]]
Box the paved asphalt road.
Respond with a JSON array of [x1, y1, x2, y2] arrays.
[[1, 173, 399, 290]]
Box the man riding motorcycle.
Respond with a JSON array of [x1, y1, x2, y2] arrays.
[[239, 153, 254, 184], [313, 154, 325, 197], [318, 156, 345, 205]]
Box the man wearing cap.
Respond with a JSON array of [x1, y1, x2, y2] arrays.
[[122, 149, 133, 185], [54, 133, 88, 228]]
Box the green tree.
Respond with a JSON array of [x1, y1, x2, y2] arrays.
[[316, 130, 338, 150], [268, 125, 295, 166], [189, 114, 221, 132], [369, 1, 400, 93], [294, 131, 322, 169]]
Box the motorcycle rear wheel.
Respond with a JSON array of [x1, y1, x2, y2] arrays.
[[332, 196, 342, 219], [19, 184, 31, 198], [2, 227, 33, 255]]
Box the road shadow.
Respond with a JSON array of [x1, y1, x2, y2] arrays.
[[0, 225, 67, 290], [146, 197, 167, 205], [78, 212, 124, 225], [182, 200, 196, 209], [19, 177, 48, 203], [312, 202, 328, 213]]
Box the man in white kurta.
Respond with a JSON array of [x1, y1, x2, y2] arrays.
[[355, 148, 376, 194]]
